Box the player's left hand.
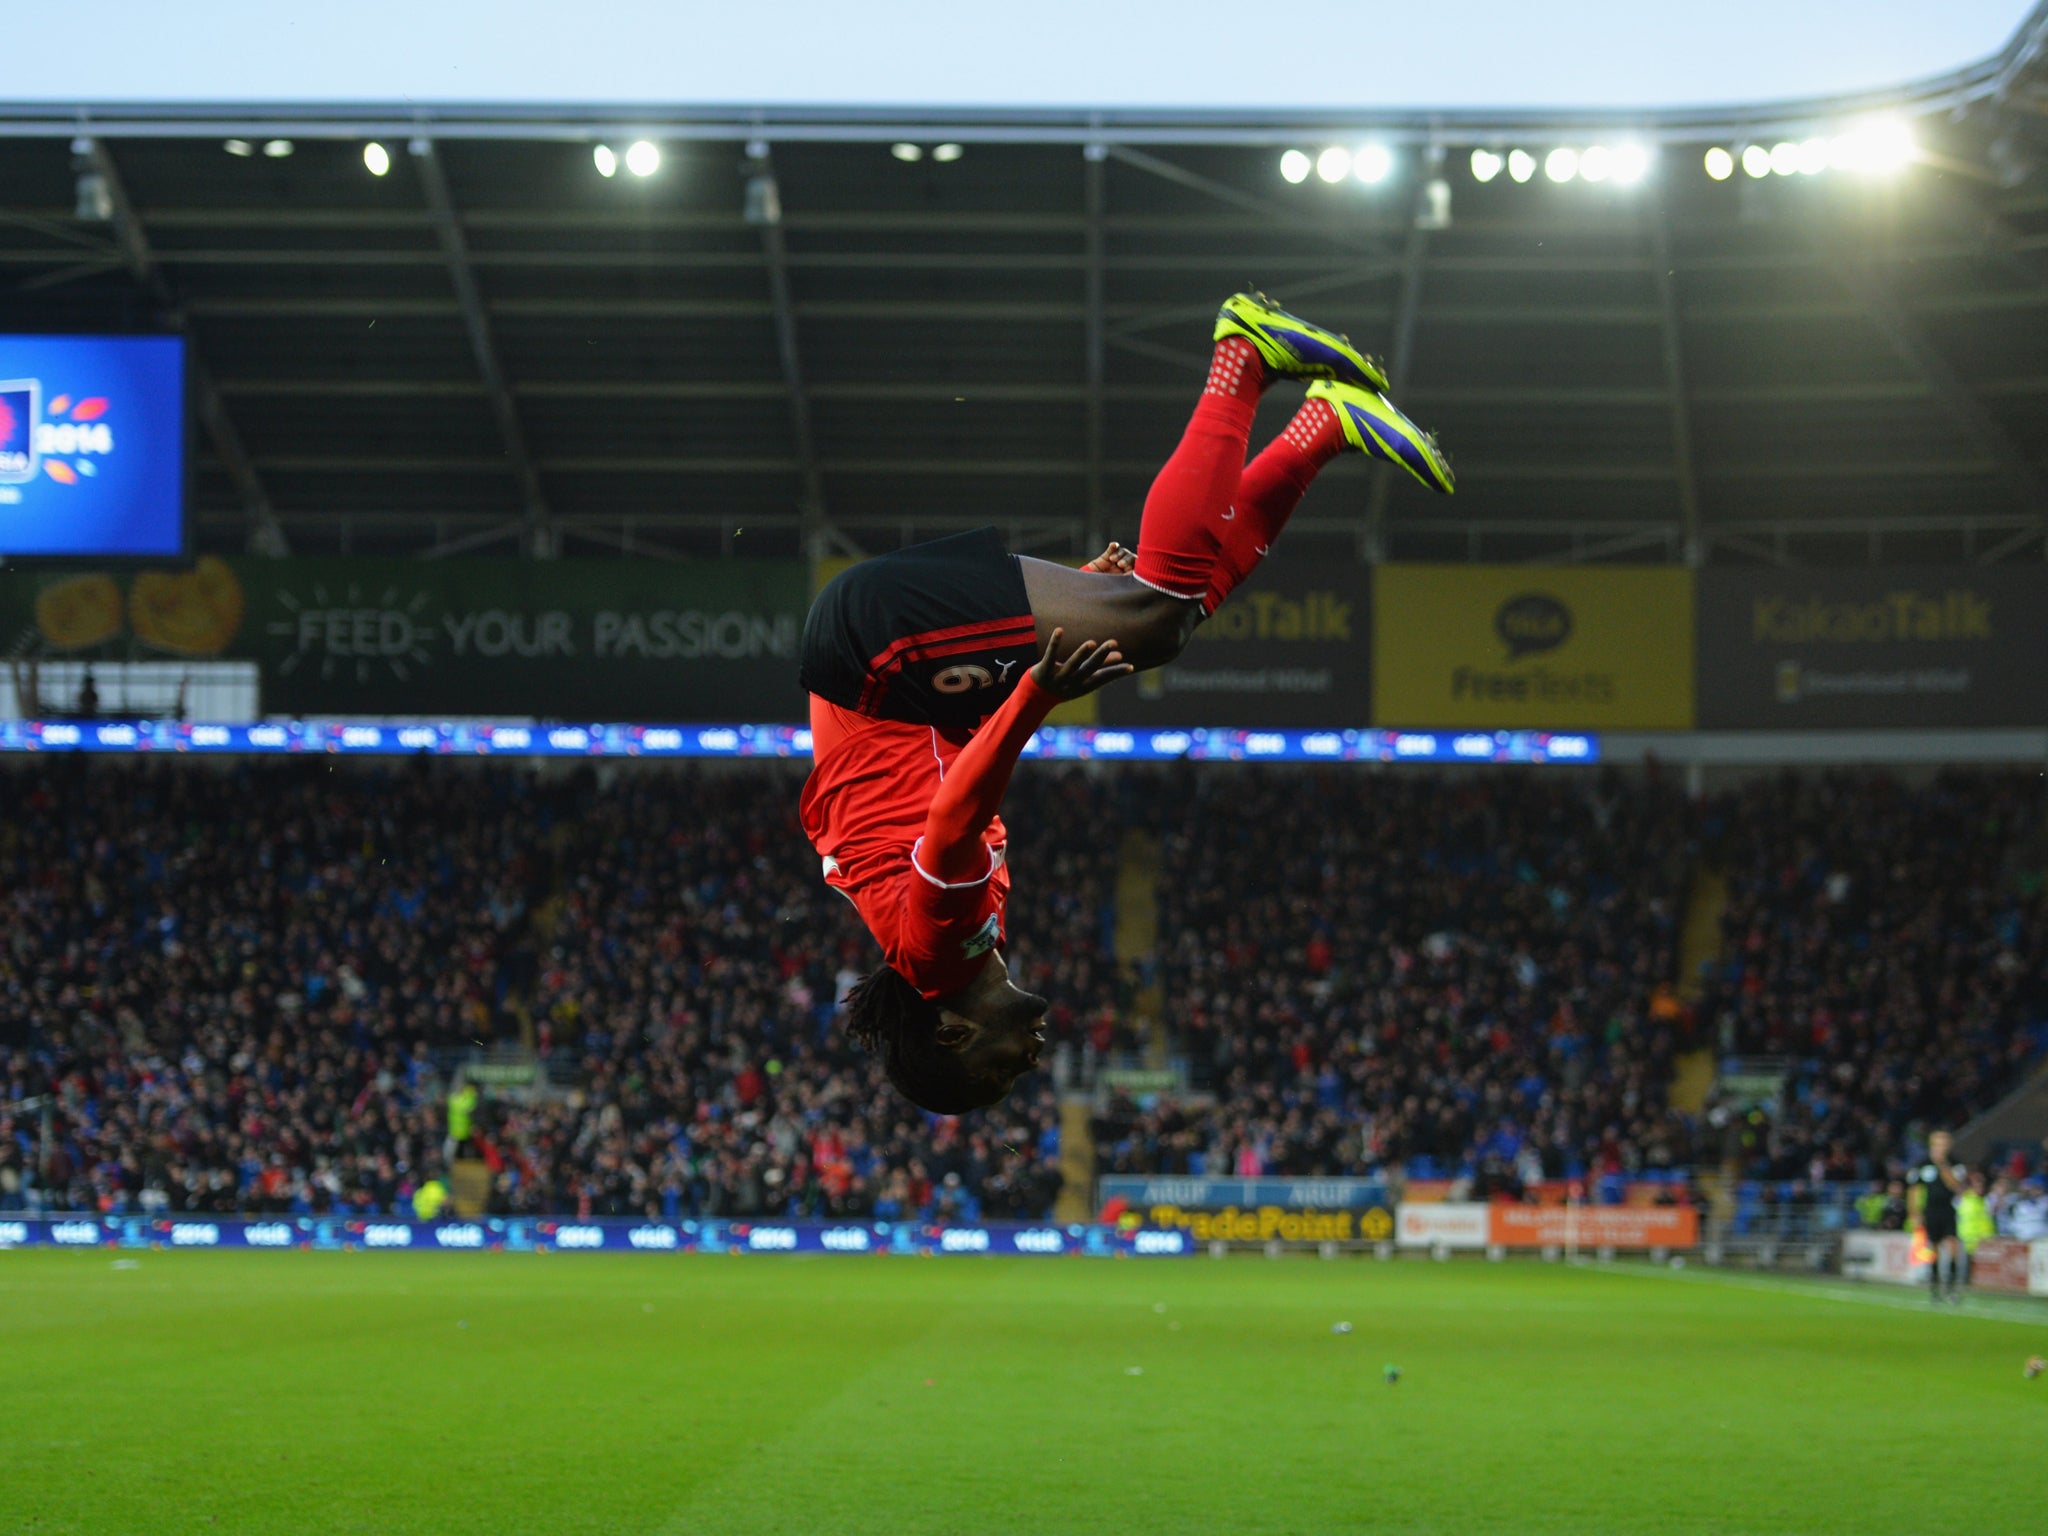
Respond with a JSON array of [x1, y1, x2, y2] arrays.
[[1030, 627, 1135, 699], [1080, 541, 1136, 575]]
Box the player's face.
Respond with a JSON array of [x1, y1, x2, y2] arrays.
[[935, 952, 1049, 1103]]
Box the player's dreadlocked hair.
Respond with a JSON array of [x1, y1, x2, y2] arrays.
[[841, 964, 987, 1115]]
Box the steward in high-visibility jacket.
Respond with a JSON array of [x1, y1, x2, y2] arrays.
[[1957, 1183, 1996, 1254]]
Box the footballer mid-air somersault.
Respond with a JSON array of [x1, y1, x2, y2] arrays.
[[797, 292, 1450, 1113], [5, 8, 2048, 1536]]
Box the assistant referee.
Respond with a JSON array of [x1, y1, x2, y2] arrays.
[[1912, 1130, 1965, 1303]]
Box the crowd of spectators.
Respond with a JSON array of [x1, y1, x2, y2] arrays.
[[0, 757, 1112, 1222], [5, 757, 2045, 1224], [1096, 767, 1702, 1191], [1697, 770, 2048, 1185]]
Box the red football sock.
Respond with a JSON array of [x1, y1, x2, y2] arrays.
[[1203, 395, 1346, 612], [1132, 338, 1264, 600]]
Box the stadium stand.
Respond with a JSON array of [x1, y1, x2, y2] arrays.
[[0, 758, 1111, 1221], [1695, 770, 2048, 1183], [5, 760, 2046, 1221], [1100, 766, 1703, 1190]]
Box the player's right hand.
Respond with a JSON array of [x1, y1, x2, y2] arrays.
[[1030, 627, 1135, 699], [1080, 541, 1136, 574]]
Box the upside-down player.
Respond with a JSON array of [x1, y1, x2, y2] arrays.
[[798, 293, 1453, 1113]]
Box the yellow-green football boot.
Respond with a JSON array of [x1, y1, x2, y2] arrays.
[[1214, 290, 1389, 392], [1306, 379, 1455, 495]]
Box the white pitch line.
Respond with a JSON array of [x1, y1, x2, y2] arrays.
[[1582, 1257, 2048, 1328]]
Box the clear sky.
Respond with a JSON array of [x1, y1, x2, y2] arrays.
[[7, 1, 2032, 113]]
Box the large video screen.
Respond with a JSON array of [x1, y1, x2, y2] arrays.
[[0, 334, 186, 558]]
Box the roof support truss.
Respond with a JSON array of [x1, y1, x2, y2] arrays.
[[748, 143, 839, 558], [85, 139, 285, 555], [412, 139, 553, 556], [1649, 213, 1704, 564], [1832, 255, 2048, 523], [1083, 145, 1108, 552]]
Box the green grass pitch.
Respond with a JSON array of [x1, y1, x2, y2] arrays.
[[5, 1249, 2044, 1535]]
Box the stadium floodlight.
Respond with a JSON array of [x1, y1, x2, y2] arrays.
[[932, 143, 965, 162], [1507, 148, 1537, 183], [1353, 143, 1394, 185], [223, 139, 254, 157], [262, 139, 293, 158], [1831, 116, 1917, 176], [593, 144, 618, 178], [891, 142, 923, 162], [1470, 148, 1503, 183], [1867, 116, 1917, 173], [1418, 175, 1452, 230], [625, 140, 660, 177], [1611, 142, 1652, 185], [1545, 146, 1579, 183], [1769, 141, 1800, 176], [362, 142, 390, 177], [1796, 137, 1830, 175], [1579, 144, 1611, 183], [1741, 143, 1772, 178], [1704, 146, 1735, 180], [1280, 149, 1312, 184], [1316, 145, 1351, 183]]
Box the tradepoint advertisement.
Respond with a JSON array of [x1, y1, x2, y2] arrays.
[[0, 1216, 1190, 1258], [1373, 564, 1694, 729], [1100, 1176, 1395, 1245]]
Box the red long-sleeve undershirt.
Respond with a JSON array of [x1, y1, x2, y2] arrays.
[[920, 670, 1059, 882]]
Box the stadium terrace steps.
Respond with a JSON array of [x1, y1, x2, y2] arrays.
[[1677, 868, 1729, 1006], [449, 1159, 493, 1220], [1955, 1056, 2048, 1167], [1669, 1051, 1718, 1118], [1113, 829, 1159, 967], [1112, 829, 1168, 1069], [1671, 867, 1730, 1117], [1055, 1100, 1096, 1224]]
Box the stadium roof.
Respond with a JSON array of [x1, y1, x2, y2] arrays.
[[2, 7, 2046, 567]]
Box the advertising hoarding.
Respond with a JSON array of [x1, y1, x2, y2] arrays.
[[1840, 1229, 1926, 1285], [0, 1215, 1188, 1258], [0, 556, 808, 721], [1695, 567, 2048, 727], [0, 334, 185, 557], [1102, 1176, 1394, 1244], [1487, 1204, 1697, 1249], [1373, 565, 1694, 729], [1395, 1204, 1492, 1250], [1967, 1238, 2034, 1295], [1098, 1177, 1391, 1209], [1395, 1204, 1697, 1251], [1100, 557, 1371, 728]]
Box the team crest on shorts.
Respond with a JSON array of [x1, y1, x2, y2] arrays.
[[961, 911, 1002, 959]]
